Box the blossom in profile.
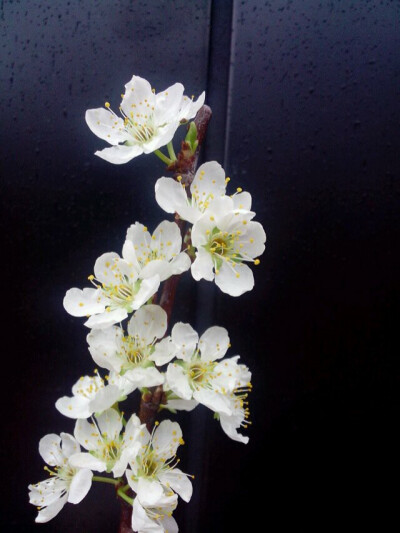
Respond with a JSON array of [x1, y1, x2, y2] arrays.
[[69, 408, 144, 478], [55, 372, 136, 419], [87, 304, 175, 387], [85, 75, 205, 164], [155, 161, 250, 224], [28, 433, 93, 523], [131, 491, 179, 533]]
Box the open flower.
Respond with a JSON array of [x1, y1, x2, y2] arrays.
[[85, 75, 205, 164], [55, 372, 136, 419], [155, 161, 252, 224], [28, 433, 93, 523], [124, 220, 190, 282], [126, 420, 192, 507], [70, 408, 145, 477], [131, 491, 179, 533], [63, 244, 160, 329], [87, 304, 175, 388], [164, 323, 252, 443], [190, 196, 266, 296]]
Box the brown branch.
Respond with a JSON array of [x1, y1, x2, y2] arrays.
[[118, 105, 212, 532]]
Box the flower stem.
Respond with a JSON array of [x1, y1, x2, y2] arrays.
[[117, 488, 134, 505], [166, 141, 177, 161], [154, 149, 173, 165], [92, 475, 119, 486]]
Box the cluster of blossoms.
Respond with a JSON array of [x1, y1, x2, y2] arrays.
[[29, 74, 266, 532]]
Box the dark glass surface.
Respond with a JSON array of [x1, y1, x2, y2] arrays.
[[1, 1, 398, 531]]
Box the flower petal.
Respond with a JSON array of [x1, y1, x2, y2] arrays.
[[191, 249, 215, 281], [159, 468, 192, 502], [55, 395, 91, 419], [166, 363, 193, 400], [215, 261, 254, 297], [60, 433, 80, 458], [69, 452, 107, 472], [84, 308, 128, 329], [63, 288, 106, 317], [35, 493, 68, 523], [155, 177, 189, 216], [67, 469, 93, 504], [85, 108, 129, 145], [127, 304, 168, 344], [95, 144, 144, 164], [190, 161, 226, 201], [193, 389, 232, 416], [152, 420, 182, 460], [38, 434, 63, 466], [199, 326, 230, 362], [151, 337, 177, 366], [170, 322, 199, 361]]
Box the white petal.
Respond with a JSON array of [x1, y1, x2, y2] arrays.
[[193, 389, 232, 416], [155, 177, 188, 215], [142, 122, 179, 153], [166, 363, 193, 400], [154, 82, 185, 123], [190, 161, 226, 201], [96, 408, 123, 440], [56, 395, 91, 419], [35, 494, 68, 523], [124, 366, 165, 389], [238, 220, 266, 257], [38, 434, 63, 466], [151, 337, 177, 366], [74, 418, 100, 451], [60, 433, 80, 458], [121, 75, 155, 116], [95, 144, 144, 164], [159, 468, 192, 502], [131, 497, 162, 533], [137, 478, 164, 507], [191, 249, 215, 281], [89, 385, 122, 414], [165, 398, 198, 412], [178, 91, 205, 121], [215, 261, 254, 296], [69, 452, 106, 472], [152, 420, 182, 459], [84, 308, 128, 329], [152, 220, 182, 260], [85, 108, 129, 145], [140, 259, 173, 282], [67, 469, 93, 504], [171, 322, 198, 360], [87, 326, 123, 371], [232, 191, 252, 211], [199, 326, 230, 361], [169, 252, 191, 276], [132, 276, 160, 310], [63, 288, 106, 317]]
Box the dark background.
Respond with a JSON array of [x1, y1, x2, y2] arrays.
[[1, 0, 399, 531]]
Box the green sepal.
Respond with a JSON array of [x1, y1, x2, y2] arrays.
[[185, 122, 198, 152]]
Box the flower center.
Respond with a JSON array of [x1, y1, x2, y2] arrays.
[[102, 278, 141, 310], [119, 335, 150, 369], [187, 357, 216, 388]]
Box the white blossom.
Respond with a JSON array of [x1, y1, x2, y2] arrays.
[[87, 304, 175, 388], [28, 433, 92, 523], [190, 196, 266, 296], [126, 420, 192, 508], [69, 408, 144, 477], [85, 75, 205, 164], [124, 220, 190, 282], [131, 491, 178, 533], [63, 243, 160, 329], [55, 372, 135, 419], [164, 323, 252, 442], [155, 161, 249, 224]]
